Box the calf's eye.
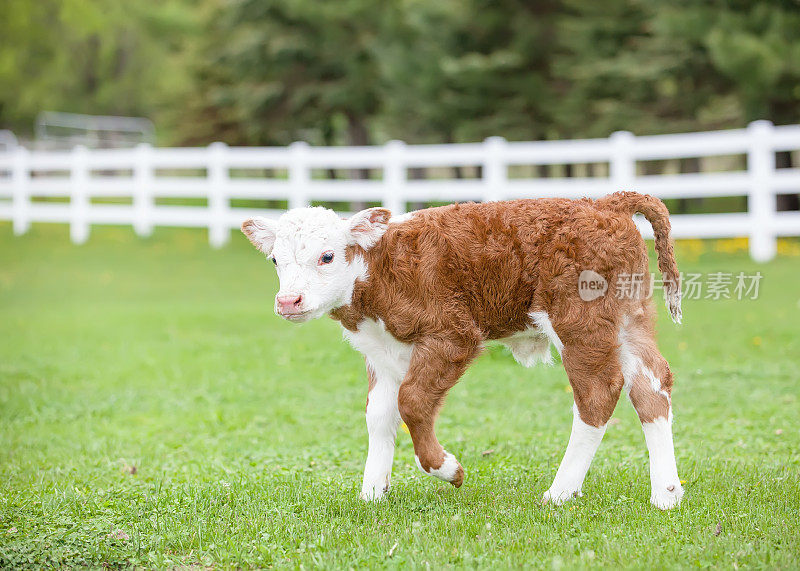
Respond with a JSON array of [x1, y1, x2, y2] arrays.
[[319, 251, 334, 265], [271, 256, 277, 265]]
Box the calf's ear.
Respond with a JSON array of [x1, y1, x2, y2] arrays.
[[347, 207, 391, 249], [241, 217, 277, 255]]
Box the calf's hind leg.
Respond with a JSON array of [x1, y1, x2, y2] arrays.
[[398, 338, 478, 488], [543, 340, 623, 505], [619, 316, 683, 509]]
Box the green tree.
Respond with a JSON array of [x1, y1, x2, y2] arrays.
[[0, 0, 198, 140], [177, 0, 388, 147], [551, 0, 800, 137], [377, 0, 560, 144]]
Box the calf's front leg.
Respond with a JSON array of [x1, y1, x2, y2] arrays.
[[361, 361, 402, 501], [398, 338, 478, 488]]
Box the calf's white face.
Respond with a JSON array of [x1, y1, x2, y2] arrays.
[[242, 206, 390, 322]]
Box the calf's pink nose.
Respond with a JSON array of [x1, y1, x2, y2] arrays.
[[276, 293, 303, 312]]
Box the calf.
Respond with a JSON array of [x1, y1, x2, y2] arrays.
[[241, 191, 684, 509]]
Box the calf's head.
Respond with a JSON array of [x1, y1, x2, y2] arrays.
[[241, 206, 390, 322]]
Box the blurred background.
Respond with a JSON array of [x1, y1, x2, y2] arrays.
[[0, 0, 798, 145], [2, 0, 799, 145], [0, 0, 800, 248]]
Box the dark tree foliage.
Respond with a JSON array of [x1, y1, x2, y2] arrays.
[[177, 0, 387, 147], [2, 0, 799, 146], [552, 0, 800, 137], [178, 0, 800, 146]]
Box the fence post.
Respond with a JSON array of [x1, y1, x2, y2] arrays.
[[134, 143, 153, 237], [289, 141, 310, 210], [70, 145, 90, 244], [384, 140, 406, 215], [610, 130, 636, 192], [208, 142, 230, 248], [11, 146, 30, 236], [747, 120, 776, 262], [483, 136, 507, 202]]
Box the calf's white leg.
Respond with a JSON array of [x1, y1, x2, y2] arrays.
[[620, 314, 684, 509], [360, 363, 402, 501], [543, 404, 607, 505], [343, 319, 412, 501], [641, 412, 683, 509]]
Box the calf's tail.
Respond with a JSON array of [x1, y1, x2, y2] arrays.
[[597, 191, 682, 323]]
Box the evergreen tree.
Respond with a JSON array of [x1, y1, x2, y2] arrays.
[[177, 0, 388, 147]]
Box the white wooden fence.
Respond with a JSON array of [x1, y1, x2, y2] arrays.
[[1, 120, 799, 261]]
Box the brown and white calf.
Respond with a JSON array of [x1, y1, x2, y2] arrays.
[[242, 191, 684, 509]]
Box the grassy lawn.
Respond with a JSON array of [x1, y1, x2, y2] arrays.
[[1, 222, 798, 568]]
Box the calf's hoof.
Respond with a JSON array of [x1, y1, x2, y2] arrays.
[[414, 452, 464, 487], [542, 488, 582, 506], [360, 478, 390, 502], [650, 483, 683, 510], [450, 464, 465, 488]]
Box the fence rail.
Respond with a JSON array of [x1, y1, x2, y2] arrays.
[[1, 120, 799, 261]]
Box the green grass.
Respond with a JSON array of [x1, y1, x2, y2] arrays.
[[1, 223, 799, 569]]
